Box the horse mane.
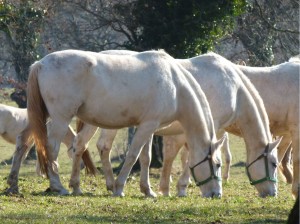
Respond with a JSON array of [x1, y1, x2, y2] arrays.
[[27, 61, 50, 177]]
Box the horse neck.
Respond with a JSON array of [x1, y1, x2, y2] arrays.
[[179, 64, 216, 142], [236, 87, 271, 161]]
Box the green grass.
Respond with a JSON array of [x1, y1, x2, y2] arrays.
[[0, 95, 295, 224]]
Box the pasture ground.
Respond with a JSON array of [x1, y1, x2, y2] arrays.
[[0, 92, 295, 223]]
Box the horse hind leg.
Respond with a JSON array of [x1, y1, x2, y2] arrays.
[[97, 129, 118, 192], [159, 135, 184, 196]]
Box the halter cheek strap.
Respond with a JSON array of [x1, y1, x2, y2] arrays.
[[246, 144, 277, 185], [190, 147, 222, 186]]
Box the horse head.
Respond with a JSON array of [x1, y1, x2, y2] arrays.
[[246, 137, 282, 197], [189, 134, 227, 198]]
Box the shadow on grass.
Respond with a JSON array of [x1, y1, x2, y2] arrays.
[[232, 161, 246, 167]]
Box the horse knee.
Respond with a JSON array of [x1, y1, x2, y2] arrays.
[[225, 154, 232, 165], [97, 140, 112, 155], [73, 136, 87, 155]]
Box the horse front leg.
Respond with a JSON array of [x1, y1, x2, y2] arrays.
[[6, 128, 33, 195], [220, 132, 231, 182], [139, 135, 156, 197], [97, 129, 118, 192], [277, 135, 293, 184], [6, 138, 32, 194], [114, 121, 159, 197], [177, 144, 190, 197], [280, 145, 293, 184], [69, 124, 98, 195]]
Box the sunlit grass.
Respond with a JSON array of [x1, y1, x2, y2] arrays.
[[0, 96, 295, 223]]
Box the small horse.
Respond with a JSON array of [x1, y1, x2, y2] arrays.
[[24, 49, 225, 197], [3, 103, 97, 195], [74, 50, 281, 198]]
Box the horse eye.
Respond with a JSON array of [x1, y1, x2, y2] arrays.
[[216, 163, 222, 168], [272, 162, 278, 168]]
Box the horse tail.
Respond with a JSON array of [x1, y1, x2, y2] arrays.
[[82, 150, 98, 176], [27, 61, 50, 177], [76, 118, 98, 176], [234, 65, 271, 139]]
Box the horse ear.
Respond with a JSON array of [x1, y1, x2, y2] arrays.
[[269, 136, 283, 153], [213, 133, 227, 154]]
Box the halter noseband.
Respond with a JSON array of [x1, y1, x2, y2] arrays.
[[190, 146, 222, 186], [246, 144, 277, 185]]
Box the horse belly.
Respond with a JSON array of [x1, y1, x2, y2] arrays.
[[155, 121, 184, 136]]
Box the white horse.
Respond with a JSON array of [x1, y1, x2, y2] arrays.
[[162, 58, 299, 198], [236, 60, 299, 197], [24, 49, 226, 198], [74, 50, 281, 198], [2, 103, 97, 194]]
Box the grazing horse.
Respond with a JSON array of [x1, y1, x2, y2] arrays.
[[162, 58, 299, 198], [236, 61, 299, 198], [0, 104, 28, 145], [74, 51, 281, 198], [25, 49, 225, 197], [2, 103, 97, 195]]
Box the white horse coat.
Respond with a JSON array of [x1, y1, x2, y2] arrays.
[[23, 49, 225, 198], [2, 103, 97, 195], [162, 58, 299, 198], [236, 61, 299, 197]]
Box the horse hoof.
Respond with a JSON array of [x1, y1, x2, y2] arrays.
[[145, 190, 157, 198], [177, 191, 187, 197], [59, 189, 70, 195], [113, 191, 125, 197], [5, 187, 19, 195], [72, 189, 82, 196], [46, 187, 69, 195], [177, 184, 187, 197], [106, 185, 114, 192], [158, 188, 170, 197]]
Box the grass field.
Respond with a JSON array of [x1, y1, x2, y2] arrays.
[[0, 94, 295, 223]]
